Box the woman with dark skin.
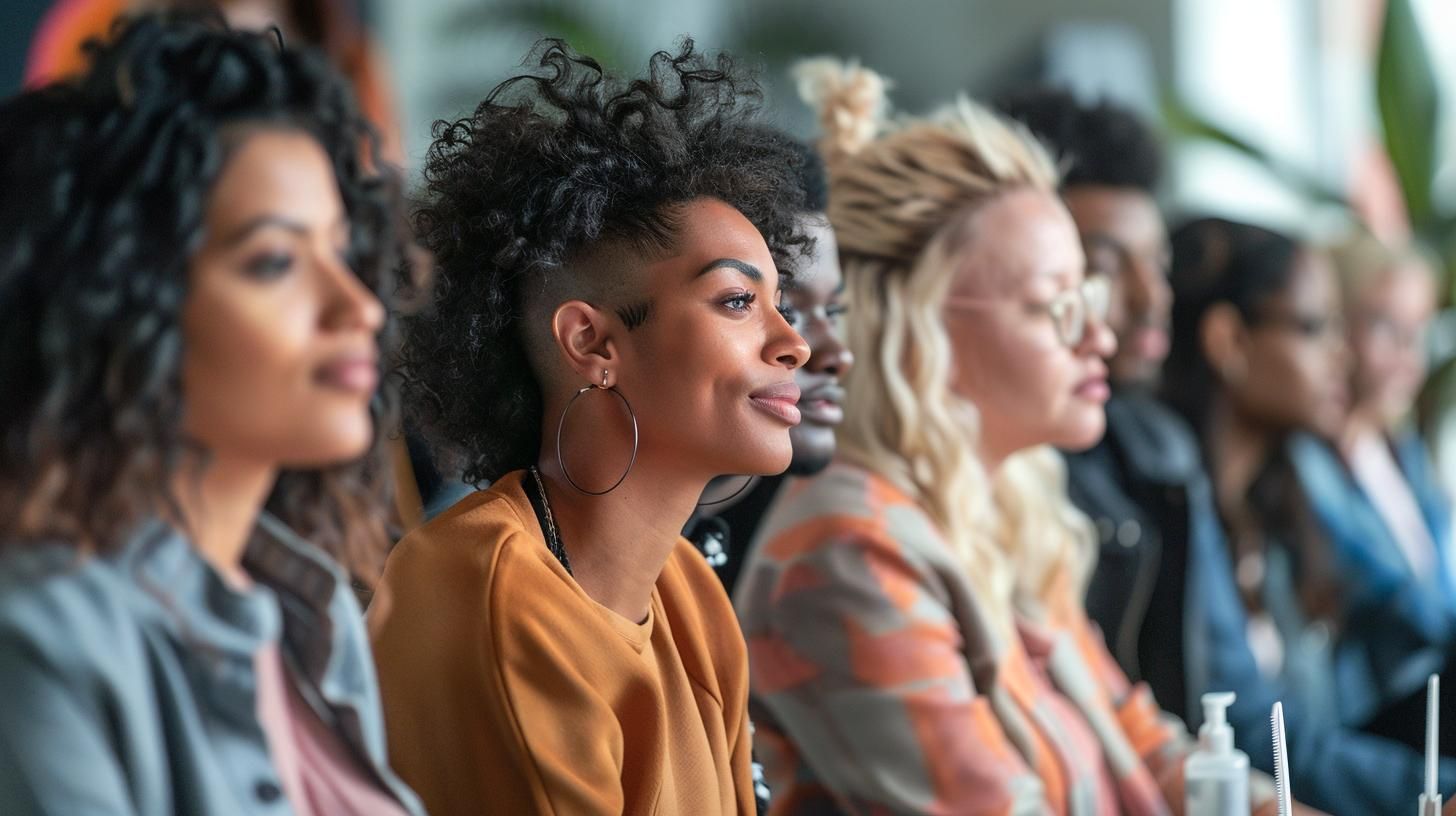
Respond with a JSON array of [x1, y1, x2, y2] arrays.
[[368, 40, 809, 815], [0, 15, 422, 815], [690, 138, 855, 592]]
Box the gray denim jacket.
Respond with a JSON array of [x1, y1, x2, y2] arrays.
[[0, 515, 425, 816]]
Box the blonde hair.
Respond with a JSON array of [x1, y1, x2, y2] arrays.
[[795, 58, 1096, 630], [1330, 228, 1441, 310]]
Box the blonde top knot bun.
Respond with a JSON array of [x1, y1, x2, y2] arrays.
[[791, 57, 891, 159]]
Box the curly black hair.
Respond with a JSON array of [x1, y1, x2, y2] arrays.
[[0, 12, 407, 575], [403, 38, 811, 485], [791, 136, 829, 213], [995, 86, 1162, 193]]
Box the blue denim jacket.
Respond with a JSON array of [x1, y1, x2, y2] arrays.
[[1289, 429, 1456, 725], [1068, 395, 1456, 815], [0, 515, 425, 816]]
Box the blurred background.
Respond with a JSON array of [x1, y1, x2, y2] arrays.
[[5, 0, 1454, 423]]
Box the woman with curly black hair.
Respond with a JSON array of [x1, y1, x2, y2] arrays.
[[0, 14, 423, 816], [367, 38, 809, 816]]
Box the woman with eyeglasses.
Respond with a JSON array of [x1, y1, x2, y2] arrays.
[[1269, 230, 1456, 757], [1162, 218, 1354, 757], [735, 63, 1303, 815]]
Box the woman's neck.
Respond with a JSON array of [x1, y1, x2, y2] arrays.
[[979, 436, 1015, 479], [533, 454, 704, 624], [1207, 394, 1274, 523], [170, 455, 277, 588]]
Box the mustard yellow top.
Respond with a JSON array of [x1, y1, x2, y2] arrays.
[[369, 471, 754, 815]]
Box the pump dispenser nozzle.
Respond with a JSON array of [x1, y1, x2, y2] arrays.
[[1200, 692, 1237, 754], [1187, 691, 1250, 816]]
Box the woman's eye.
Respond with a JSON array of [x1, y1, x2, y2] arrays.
[[722, 292, 756, 312], [777, 302, 800, 325], [244, 252, 295, 280], [827, 303, 850, 319]]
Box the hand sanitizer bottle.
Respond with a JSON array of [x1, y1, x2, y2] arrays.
[[1186, 692, 1251, 816]]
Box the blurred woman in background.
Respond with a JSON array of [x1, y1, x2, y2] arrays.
[[1295, 231, 1456, 754], [1164, 219, 1352, 734], [0, 14, 421, 815], [736, 60, 1298, 815]]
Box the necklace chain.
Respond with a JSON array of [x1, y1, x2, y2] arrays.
[[528, 466, 573, 575]]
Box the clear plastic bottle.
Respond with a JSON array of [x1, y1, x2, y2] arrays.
[[1185, 692, 1251, 816]]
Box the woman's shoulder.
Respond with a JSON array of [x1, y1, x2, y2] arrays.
[[750, 461, 948, 568], [372, 471, 584, 644], [0, 541, 150, 680], [382, 471, 540, 579]]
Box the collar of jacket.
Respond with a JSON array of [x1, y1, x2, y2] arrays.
[[1101, 393, 1203, 486]]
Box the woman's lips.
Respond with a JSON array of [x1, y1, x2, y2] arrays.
[[315, 355, 378, 394], [749, 382, 802, 426], [798, 398, 844, 427], [1074, 375, 1110, 403], [798, 384, 845, 426]]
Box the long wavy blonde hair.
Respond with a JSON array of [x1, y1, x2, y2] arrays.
[[796, 58, 1096, 630]]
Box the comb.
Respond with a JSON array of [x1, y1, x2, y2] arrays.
[[1272, 701, 1292, 816]]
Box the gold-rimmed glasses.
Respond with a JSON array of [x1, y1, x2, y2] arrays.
[[943, 275, 1110, 348]]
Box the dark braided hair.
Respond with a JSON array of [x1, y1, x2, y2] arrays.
[[0, 13, 408, 576], [403, 38, 810, 485]]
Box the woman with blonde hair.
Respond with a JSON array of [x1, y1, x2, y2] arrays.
[[735, 62, 1297, 815], [1290, 230, 1456, 756]]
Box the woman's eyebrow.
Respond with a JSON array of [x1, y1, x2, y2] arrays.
[[221, 214, 308, 247], [696, 258, 762, 282]]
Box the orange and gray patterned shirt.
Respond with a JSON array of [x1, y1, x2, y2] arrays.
[[736, 461, 1245, 816]]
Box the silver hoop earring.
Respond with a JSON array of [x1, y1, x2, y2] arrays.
[[697, 475, 756, 507], [555, 381, 639, 495]]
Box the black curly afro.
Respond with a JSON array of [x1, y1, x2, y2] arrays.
[[995, 86, 1162, 193], [791, 136, 829, 213], [403, 38, 811, 485], [0, 13, 407, 573]]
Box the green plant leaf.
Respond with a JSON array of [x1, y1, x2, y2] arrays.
[[1376, 0, 1441, 226]]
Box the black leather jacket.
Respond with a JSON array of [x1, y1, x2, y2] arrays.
[[1065, 392, 1206, 722]]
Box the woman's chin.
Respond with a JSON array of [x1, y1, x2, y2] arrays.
[[728, 442, 795, 478], [1055, 417, 1107, 453], [274, 424, 375, 469]]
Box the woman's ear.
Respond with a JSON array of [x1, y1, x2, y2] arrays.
[[1200, 302, 1249, 385], [551, 300, 620, 387]]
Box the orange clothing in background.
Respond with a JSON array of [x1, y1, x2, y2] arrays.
[[368, 471, 755, 816], [24, 0, 403, 163]]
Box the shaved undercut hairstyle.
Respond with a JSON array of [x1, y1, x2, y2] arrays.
[[400, 38, 811, 486]]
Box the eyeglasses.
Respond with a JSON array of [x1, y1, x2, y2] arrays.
[[943, 275, 1110, 348], [1251, 311, 1345, 342], [1358, 313, 1426, 351]]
